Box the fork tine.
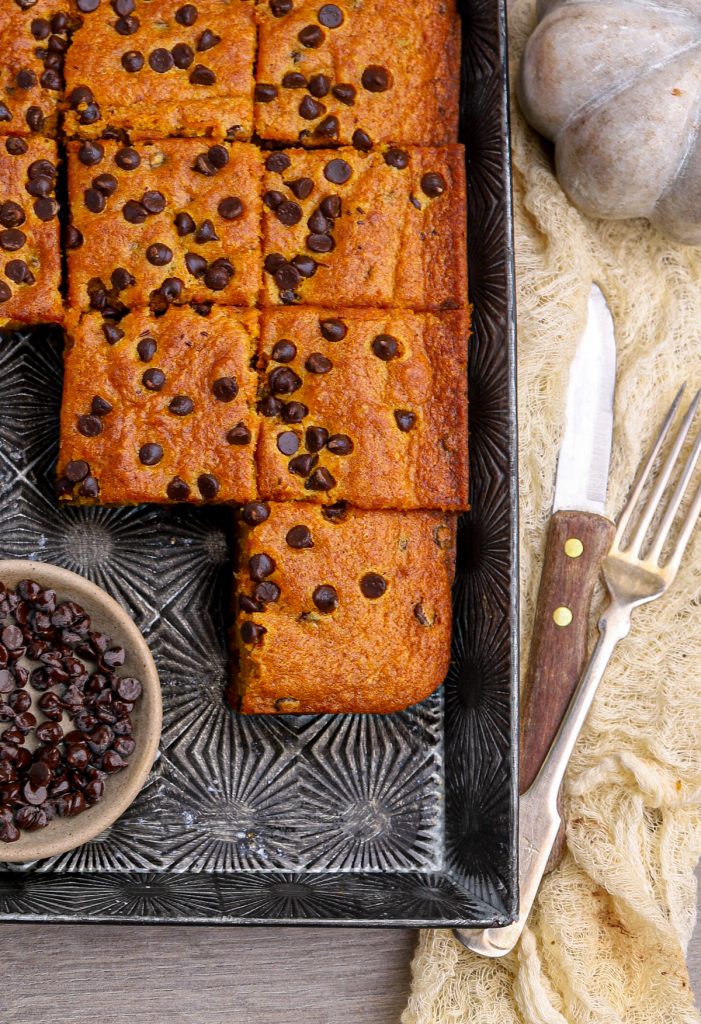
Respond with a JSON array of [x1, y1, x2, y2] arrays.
[[614, 385, 686, 548], [665, 478, 701, 579], [649, 394, 701, 562]]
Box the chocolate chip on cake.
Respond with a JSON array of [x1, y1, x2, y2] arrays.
[[265, 152, 291, 174], [298, 25, 324, 47], [360, 572, 387, 598], [197, 473, 220, 499], [139, 443, 163, 465], [305, 353, 332, 374], [167, 476, 190, 500], [305, 425, 328, 452], [249, 553, 276, 581], [241, 501, 270, 526], [286, 525, 314, 549], [142, 368, 166, 391], [372, 334, 399, 360], [361, 65, 392, 92], [332, 83, 356, 105], [323, 158, 351, 184], [421, 172, 447, 197], [272, 339, 297, 363], [212, 376, 239, 402], [255, 83, 278, 103], [394, 409, 416, 432], [277, 431, 299, 455], [327, 434, 353, 456], [352, 128, 373, 151], [289, 453, 317, 477], [306, 467, 336, 491], [312, 585, 338, 613], [319, 317, 347, 341], [168, 395, 195, 416], [227, 422, 251, 445]]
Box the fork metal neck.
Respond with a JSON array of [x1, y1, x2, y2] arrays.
[[525, 601, 632, 808]]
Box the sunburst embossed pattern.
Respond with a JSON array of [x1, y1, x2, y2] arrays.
[[0, 0, 517, 926]]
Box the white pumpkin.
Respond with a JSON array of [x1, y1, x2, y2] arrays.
[[518, 0, 701, 245]]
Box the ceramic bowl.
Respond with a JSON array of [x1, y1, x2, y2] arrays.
[[0, 559, 162, 863]]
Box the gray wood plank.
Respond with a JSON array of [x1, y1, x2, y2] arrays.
[[1, 925, 415, 1024]]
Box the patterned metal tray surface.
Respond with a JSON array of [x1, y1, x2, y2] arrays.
[[0, 0, 518, 926]]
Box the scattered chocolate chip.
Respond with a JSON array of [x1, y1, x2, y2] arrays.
[[212, 377, 238, 402], [307, 232, 335, 253], [175, 4, 198, 25], [84, 187, 106, 214], [327, 433, 353, 455], [277, 430, 300, 455], [255, 83, 278, 103], [149, 47, 174, 73], [241, 501, 270, 526], [264, 189, 285, 211], [190, 64, 216, 85], [270, 340, 295, 365], [226, 422, 251, 445], [102, 322, 124, 345], [175, 211, 196, 236], [0, 202, 24, 229], [241, 621, 266, 645], [276, 200, 303, 226], [141, 189, 166, 214], [197, 29, 221, 51], [372, 334, 399, 360], [315, 115, 339, 138], [286, 177, 314, 200], [312, 585, 338, 613], [305, 425, 328, 452], [26, 107, 45, 133], [299, 95, 325, 120], [321, 500, 347, 522], [286, 525, 313, 549], [394, 409, 416, 432], [306, 466, 336, 491], [332, 83, 356, 105], [65, 224, 84, 249], [172, 42, 195, 69], [168, 395, 194, 416], [195, 219, 218, 243], [118, 48, 142, 73], [91, 396, 113, 417], [115, 146, 140, 170], [308, 73, 331, 98], [137, 336, 157, 361], [289, 453, 317, 476], [305, 352, 332, 374], [384, 147, 409, 169], [0, 229, 25, 252], [79, 141, 105, 167], [197, 473, 220, 500], [281, 401, 308, 423], [64, 460, 90, 482], [139, 443, 163, 465], [34, 197, 57, 221], [142, 368, 166, 391], [204, 258, 234, 291], [167, 476, 190, 501], [218, 196, 243, 220], [269, 366, 302, 395], [249, 553, 276, 582], [146, 243, 173, 266], [77, 415, 103, 437], [421, 172, 447, 197], [265, 152, 291, 174], [299, 24, 324, 46], [269, 0, 293, 14], [352, 128, 372, 151], [362, 64, 392, 92], [122, 199, 147, 224], [259, 395, 283, 417], [360, 572, 387, 598], [319, 317, 347, 341], [185, 252, 207, 278], [324, 158, 351, 184], [291, 254, 317, 278], [282, 72, 307, 89], [0, 282, 10, 303]]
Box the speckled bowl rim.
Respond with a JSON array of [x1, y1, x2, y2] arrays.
[[0, 559, 162, 863]]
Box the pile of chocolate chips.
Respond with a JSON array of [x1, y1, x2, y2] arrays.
[[0, 578, 143, 843]]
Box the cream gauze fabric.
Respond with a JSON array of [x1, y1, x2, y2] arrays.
[[404, 0, 701, 1020]]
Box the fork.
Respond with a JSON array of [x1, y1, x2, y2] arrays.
[[456, 385, 701, 958]]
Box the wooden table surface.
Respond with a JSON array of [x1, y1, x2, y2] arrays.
[[2, 872, 699, 1023]]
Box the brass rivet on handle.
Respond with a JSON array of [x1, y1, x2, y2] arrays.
[[565, 538, 584, 558], [553, 606, 573, 627]]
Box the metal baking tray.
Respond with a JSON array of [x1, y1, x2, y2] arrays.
[[0, 0, 518, 927]]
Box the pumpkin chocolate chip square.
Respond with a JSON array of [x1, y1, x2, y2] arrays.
[[57, 305, 260, 505], [254, 0, 460, 147], [65, 138, 262, 312], [261, 145, 467, 310], [256, 307, 469, 510], [0, 1, 71, 139], [231, 501, 456, 714], [64, 0, 256, 141], [0, 135, 63, 328]]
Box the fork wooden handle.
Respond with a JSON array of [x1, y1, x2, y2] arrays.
[[520, 510, 616, 864]]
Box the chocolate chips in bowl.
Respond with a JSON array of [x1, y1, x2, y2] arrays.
[[0, 560, 161, 862]]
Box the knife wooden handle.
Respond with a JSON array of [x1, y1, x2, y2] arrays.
[[520, 509, 616, 867]]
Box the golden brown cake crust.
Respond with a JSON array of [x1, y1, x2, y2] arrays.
[[232, 502, 456, 714], [64, 0, 256, 140], [254, 0, 460, 147], [57, 306, 260, 505], [0, 2, 70, 138], [261, 145, 467, 310], [66, 138, 262, 311], [0, 136, 63, 327], [256, 307, 470, 509]]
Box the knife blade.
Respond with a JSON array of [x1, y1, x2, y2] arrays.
[[519, 284, 617, 866]]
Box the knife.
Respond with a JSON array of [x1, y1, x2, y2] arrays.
[[519, 283, 617, 866], [454, 283, 617, 957]]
